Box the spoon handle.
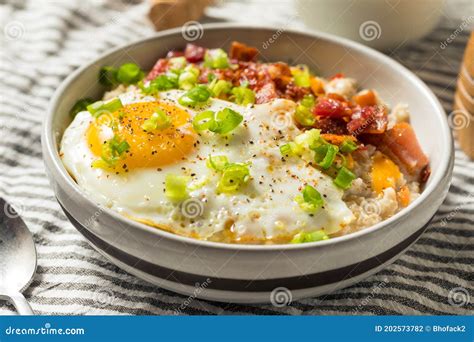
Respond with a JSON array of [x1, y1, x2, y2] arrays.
[[0, 291, 34, 315]]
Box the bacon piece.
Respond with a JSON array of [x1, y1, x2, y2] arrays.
[[313, 117, 349, 135], [284, 82, 311, 101], [267, 62, 291, 79], [236, 63, 260, 87], [229, 41, 259, 62], [347, 105, 387, 135], [145, 58, 168, 81], [255, 83, 278, 104], [184, 43, 206, 63], [362, 122, 430, 182], [313, 95, 352, 118], [268, 62, 293, 89]]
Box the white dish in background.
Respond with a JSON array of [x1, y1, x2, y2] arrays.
[[295, 0, 445, 50]]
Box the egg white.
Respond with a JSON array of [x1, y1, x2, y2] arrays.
[[61, 89, 354, 242]]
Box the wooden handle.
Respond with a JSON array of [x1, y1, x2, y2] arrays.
[[148, 0, 211, 31], [454, 31, 474, 159]]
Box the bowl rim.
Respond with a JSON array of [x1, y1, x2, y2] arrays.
[[42, 23, 454, 252]]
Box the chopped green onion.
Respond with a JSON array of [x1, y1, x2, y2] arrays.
[[294, 104, 315, 126], [300, 94, 315, 108], [291, 65, 311, 87], [217, 163, 250, 193], [116, 63, 144, 84], [143, 73, 179, 94], [333, 166, 356, 190], [209, 79, 232, 97], [207, 73, 217, 82], [178, 85, 212, 107], [204, 48, 230, 69], [70, 98, 94, 118], [92, 134, 129, 169], [206, 155, 229, 171], [295, 185, 324, 213], [99, 63, 144, 87], [230, 85, 255, 106], [340, 139, 358, 153], [87, 98, 123, 117], [165, 174, 189, 202], [192, 110, 215, 132], [99, 66, 118, 87], [192, 108, 243, 134], [280, 143, 292, 157], [279, 142, 299, 157], [141, 109, 171, 132], [178, 65, 200, 90], [168, 56, 187, 71], [314, 144, 339, 169], [209, 108, 243, 134], [294, 128, 321, 150], [291, 230, 329, 243]]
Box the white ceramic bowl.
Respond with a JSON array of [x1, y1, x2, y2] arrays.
[[296, 0, 445, 50], [42, 24, 453, 303]]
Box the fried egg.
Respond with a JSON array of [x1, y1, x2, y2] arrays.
[[60, 89, 354, 243]]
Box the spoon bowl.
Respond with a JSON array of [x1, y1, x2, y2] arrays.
[[0, 197, 36, 315]]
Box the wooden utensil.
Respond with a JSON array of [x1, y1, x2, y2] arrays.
[[454, 31, 474, 159], [149, 0, 212, 31]]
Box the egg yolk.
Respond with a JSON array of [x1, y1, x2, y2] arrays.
[[87, 101, 196, 171], [371, 153, 401, 194]]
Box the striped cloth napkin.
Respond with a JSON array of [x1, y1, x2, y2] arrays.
[[0, 0, 472, 315]]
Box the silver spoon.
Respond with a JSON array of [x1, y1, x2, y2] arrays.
[[0, 197, 36, 315]]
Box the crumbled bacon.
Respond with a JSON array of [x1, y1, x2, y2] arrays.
[[145, 58, 168, 81], [184, 43, 206, 63], [313, 95, 352, 118], [347, 105, 387, 135], [229, 41, 259, 61], [284, 82, 311, 101], [313, 117, 349, 135], [255, 83, 278, 104], [234, 62, 261, 87]]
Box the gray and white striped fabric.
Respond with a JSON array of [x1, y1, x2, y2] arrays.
[[0, 0, 472, 315]]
